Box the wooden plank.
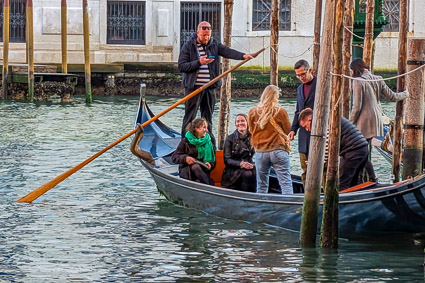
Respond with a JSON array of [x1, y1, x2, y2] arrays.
[[11, 72, 78, 84], [2, 63, 124, 75], [339, 182, 375, 194], [64, 64, 124, 73], [8, 64, 57, 73]]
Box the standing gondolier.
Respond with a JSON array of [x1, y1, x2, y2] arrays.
[[178, 21, 254, 146]]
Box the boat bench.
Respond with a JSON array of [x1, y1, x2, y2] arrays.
[[210, 150, 225, 186]]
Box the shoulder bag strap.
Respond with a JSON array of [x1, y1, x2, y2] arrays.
[[269, 117, 290, 146]]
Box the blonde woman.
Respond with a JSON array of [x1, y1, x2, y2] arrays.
[[248, 85, 293, 194]]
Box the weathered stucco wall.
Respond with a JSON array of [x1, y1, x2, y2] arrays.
[[1, 0, 424, 69]]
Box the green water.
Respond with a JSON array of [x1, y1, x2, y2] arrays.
[[0, 95, 424, 281]]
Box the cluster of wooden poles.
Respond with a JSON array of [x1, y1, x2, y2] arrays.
[[217, 0, 424, 249], [299, 0, 424, 249], [1, 0, 92, 103]]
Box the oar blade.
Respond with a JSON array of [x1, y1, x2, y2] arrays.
[[17, 128, 137, 203], [17, 172, 71, 203]]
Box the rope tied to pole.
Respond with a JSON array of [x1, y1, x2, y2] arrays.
[[330, 63, 425, 111], [344, 26, 364, 39], [269, 43, 316, 59], [330, 63, 425, 82]]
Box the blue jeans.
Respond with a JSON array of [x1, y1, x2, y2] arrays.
[[255, 150, 293, 194]]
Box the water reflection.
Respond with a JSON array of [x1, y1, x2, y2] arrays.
[[1, 96, 424, 281]]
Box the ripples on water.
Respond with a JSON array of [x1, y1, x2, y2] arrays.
[[1, 96, 424, 281]]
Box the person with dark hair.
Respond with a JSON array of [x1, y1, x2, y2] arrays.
[[221, 114, 256, 192], [288, 59, 317, 187], [248, 85, 293, 194], [172, 118, 216, 185], [349, 58, 409, 182], [178, 21, 254, 146], [299, 108, 369, 191]]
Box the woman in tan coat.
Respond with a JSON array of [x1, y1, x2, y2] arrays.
[[248, 85, 292, 194], [349, 58, 409, 181]]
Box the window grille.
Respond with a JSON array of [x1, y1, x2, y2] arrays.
[[107, 1, 145, 45], [180, 2, 221, 48], [252, 0, 291, 31], [382, 0, 399, 32], [0, 0, 26, 43]]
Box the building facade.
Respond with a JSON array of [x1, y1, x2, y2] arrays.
[[0, 0, 423, 69]]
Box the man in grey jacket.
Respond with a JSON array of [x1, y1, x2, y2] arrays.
[[178, 21, 253, 145]]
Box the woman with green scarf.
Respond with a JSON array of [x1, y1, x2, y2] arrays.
[[172, 118, 216, 185]]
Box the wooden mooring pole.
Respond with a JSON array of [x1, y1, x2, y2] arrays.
[[217, 0, 234, 149], [270, 0, 279, 85], [392, 0, 408, 182], [83, 0, 92, 103], [300, 0, 335, 248], [61, 0, 68, 74], [362, 0, 374, 68], [312, 0, 322, 76], [2, 0, 10, 100], [342, 0, 354, 118], [320, 0, 344, 249], [402, 38, 425, 179], [26, 0, 34, 101]]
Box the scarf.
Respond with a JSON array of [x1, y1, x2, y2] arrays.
[[185, 131, 215, 162]]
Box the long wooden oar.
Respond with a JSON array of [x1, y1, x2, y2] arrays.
[[17, 48, 265, 203]]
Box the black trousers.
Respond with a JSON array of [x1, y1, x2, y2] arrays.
[[181, 87, 216, 146], [339, 145, 369, 191], [361, 138, 377, 181]]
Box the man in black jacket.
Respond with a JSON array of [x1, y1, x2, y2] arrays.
[[178, 21, 253, 145], [287, 59, 317, 186], [298, 108, 369, 190]]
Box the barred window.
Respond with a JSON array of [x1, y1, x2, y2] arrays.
[[107, 1, 145, 45], [382, 0, 399, 32], [252, 0, 291, 31], [0, 0, 26, 43], [180, 2, 221, 48]]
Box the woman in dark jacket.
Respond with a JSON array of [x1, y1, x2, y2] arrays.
[[221, 114, 256, 192], [172, 118, 216, 185]]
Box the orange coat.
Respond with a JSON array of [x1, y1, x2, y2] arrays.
[[248, 107, 291, 153]]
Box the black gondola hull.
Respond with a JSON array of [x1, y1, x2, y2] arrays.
[[135, 92, 425, 238]]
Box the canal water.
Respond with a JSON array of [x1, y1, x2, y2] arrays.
[[1, 95, 424, 281]]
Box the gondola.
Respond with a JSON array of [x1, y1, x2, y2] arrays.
[[133, 92, 425, 238]]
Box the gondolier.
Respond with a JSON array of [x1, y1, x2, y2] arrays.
[[178, 21, 254, 145]]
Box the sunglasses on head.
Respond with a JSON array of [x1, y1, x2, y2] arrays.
[[200, 26, 212, 30]]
